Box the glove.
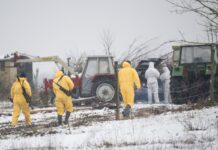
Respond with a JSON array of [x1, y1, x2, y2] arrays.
[[8, 97, 13, 103], [134, 84, 137, 91]]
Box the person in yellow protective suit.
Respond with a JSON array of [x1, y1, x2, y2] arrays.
[[11, 72, 32, 128], [52, 70, 74, 125], [118, 61, 141, 117]]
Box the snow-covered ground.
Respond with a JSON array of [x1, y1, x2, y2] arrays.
[[0, 101, 12, 110], [0, 103, 218, 150]]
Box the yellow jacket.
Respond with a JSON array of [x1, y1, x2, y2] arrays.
[[11, 77, 32, 101], [118, 62, 141, 89], [53, 71, 74, 99]]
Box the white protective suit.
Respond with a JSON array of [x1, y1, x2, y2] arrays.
[[145, 62, 160, 104], [160, 66, 171, 103]]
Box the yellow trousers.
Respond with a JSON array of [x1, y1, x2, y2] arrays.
[[55, 97, 73, 116], [120, 86, 134, 108], [12, 98, 31, 126]]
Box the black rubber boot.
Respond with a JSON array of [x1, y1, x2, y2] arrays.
[[58, 115, 62, 125], [122, 104, 131, 118], [64, 111, 71, 125]]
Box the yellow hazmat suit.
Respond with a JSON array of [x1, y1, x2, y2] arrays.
[[11, 77, 32, 126], [118, 62, 141, 108], [53, 71, 74, 116]]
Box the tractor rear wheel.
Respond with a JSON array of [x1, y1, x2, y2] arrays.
[[92, 78, 116, 103], [170, 77, 188, 104]]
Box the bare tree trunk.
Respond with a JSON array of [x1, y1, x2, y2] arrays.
[[101, 29, 114, 55]]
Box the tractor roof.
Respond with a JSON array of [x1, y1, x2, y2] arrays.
[[173, 43, 218, 49], [87, 55, 113, 58], [135, 58, 164, 70]]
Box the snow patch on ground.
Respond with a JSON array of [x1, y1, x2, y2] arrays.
[[0, 104, 218, 150], [0, 101, 12, 109]]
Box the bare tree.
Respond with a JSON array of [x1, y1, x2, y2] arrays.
[[118, 37, 155, 64], [66, 51, 87, 74], [167, 0, 218, 42], [101, 29, 114, 55], [117, 37, 176, 66], [118, 37, 204, 67]]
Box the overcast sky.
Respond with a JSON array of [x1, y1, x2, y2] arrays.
[[0, 0, 206, 83]]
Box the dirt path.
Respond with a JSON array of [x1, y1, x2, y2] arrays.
[[0, 104, 189, 139], [0, 114, 113, 139]]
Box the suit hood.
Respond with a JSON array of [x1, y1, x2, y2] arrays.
[[148, 62, 154, 68], [16, 77, 26, 82], [55, 70, 64, 78], [122, 62, 131, 68], [163, 66, 169, 72]]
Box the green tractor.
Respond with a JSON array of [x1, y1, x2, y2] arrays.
[[170, 43, 218, 104]]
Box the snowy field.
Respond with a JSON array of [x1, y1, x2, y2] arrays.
[[0, 102, 218, 150]]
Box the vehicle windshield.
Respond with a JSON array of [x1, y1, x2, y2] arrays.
[[180, 46, 211, 64]]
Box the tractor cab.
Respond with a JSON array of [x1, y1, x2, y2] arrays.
[[79, 56, 115, 103], [171, 44, 218, 104]]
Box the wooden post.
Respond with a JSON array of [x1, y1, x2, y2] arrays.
[[114, 61, 120, 120], [67, 57, 71, 76], [210, 44, 216, 101]]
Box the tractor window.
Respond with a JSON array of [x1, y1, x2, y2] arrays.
[[84, 59, 98, 77], [173, 50, 180, 61], [99, 58, 109, 73], [108, 59, 115, 74], [181, 46, 211, 64]]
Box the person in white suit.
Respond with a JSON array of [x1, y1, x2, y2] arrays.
[[145, 62, 160, 104], [160, 66, 171, 104]]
